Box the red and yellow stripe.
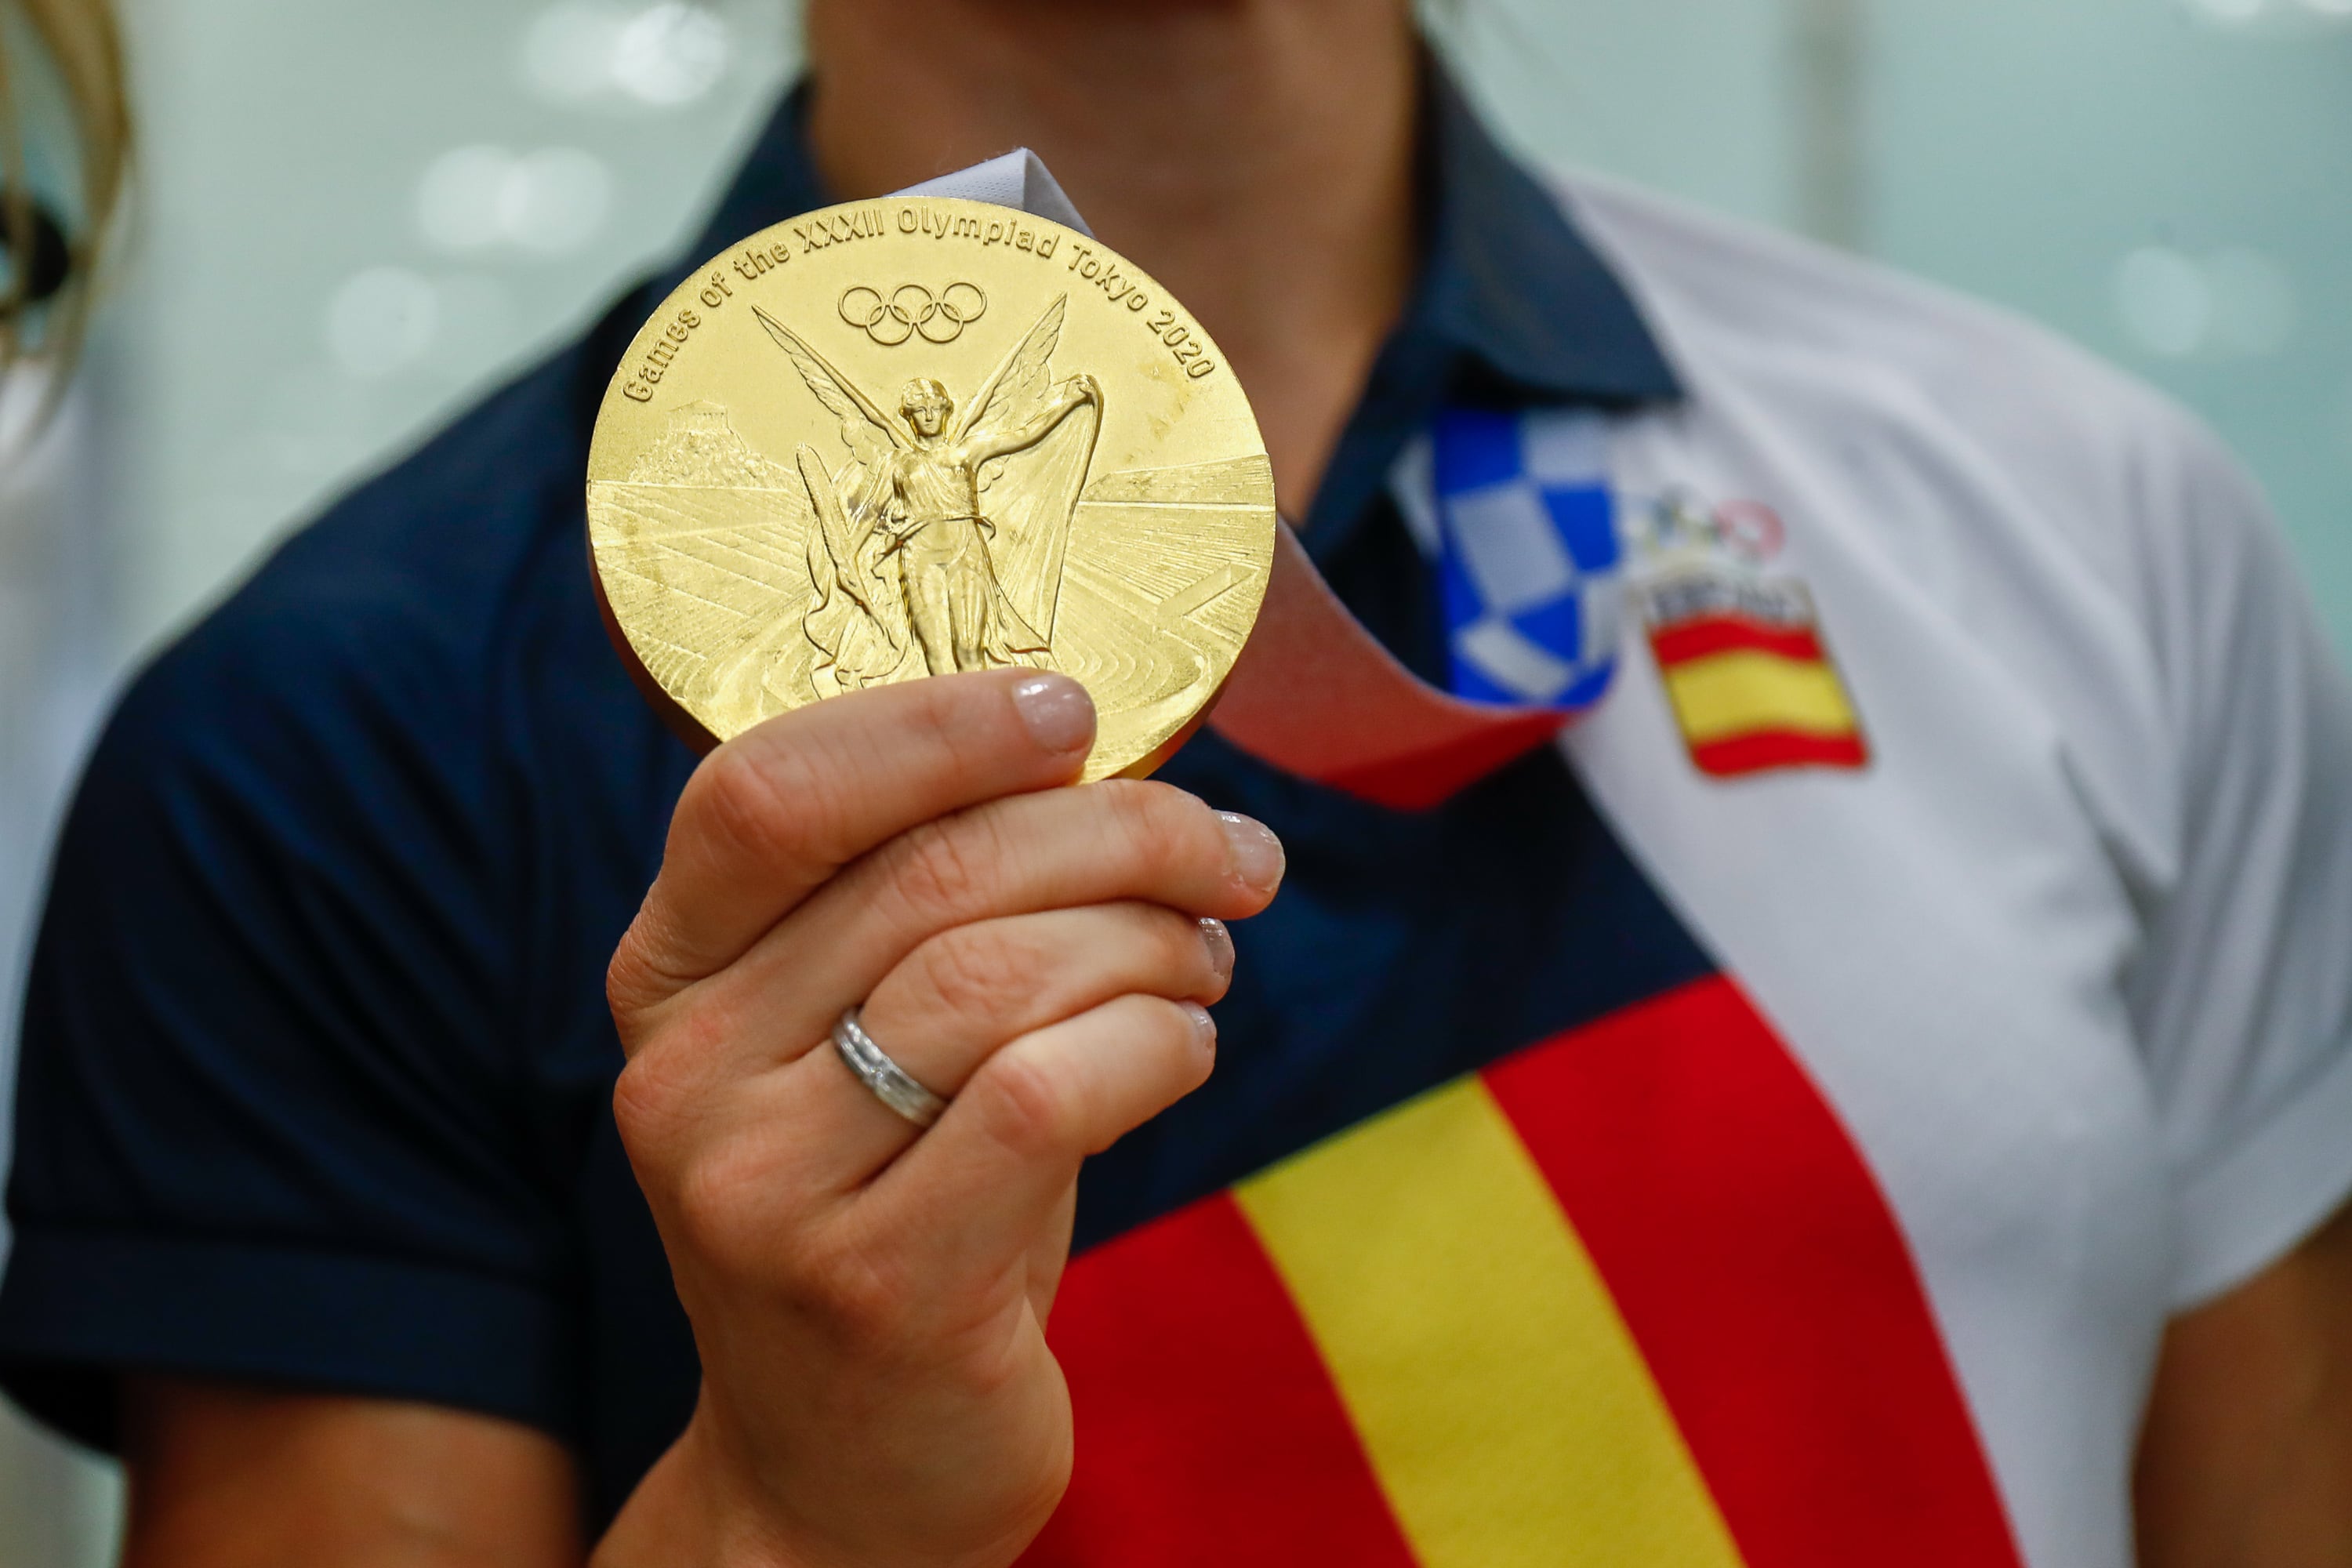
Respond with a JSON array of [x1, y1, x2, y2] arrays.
[[1023, 979, 2020, 1567], [1651, 615, 1867, 777]]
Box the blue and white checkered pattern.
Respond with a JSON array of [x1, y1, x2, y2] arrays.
[[1423, 405, 1622, 710]]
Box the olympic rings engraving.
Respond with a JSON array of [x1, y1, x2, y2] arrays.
[[839, 281, 989, 346]]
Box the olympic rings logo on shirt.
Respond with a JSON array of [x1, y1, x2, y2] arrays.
[[1627, 487, 1787, 567], [839, 282, 989, 346]]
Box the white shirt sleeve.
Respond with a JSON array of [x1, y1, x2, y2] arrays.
[[2121, 407, 2352, 1308]]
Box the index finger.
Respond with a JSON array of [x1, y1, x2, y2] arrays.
[[609, 670, 1096, 1017]]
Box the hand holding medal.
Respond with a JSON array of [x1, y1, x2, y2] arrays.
[[586, 173, 1287, 1567]]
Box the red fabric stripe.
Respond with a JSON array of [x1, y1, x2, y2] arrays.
[[1321, 708, 1568, 811], [1650, 615, 1827, 667], [1485, 978, 2024, 1568], [1688, 729, 1868, 776], [1020, 1193, 1419, 1568]]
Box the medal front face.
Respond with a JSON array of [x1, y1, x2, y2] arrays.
[[587, 197, 1276, 781]]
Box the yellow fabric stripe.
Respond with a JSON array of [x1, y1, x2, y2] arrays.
[[1235, 1080, 1744, 1568], [1663, 648, 1857, 745]]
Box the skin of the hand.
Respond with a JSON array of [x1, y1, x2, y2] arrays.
[[590, 668, 1283, 1568]]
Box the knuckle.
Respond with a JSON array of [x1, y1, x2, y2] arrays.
[[690, 747, 795, 858], [898, 682, 971, 766], [967, 1047, 1085, 1165], [690, 740, 852, 873], [605, 901, 707, 1026], [1098, 782, 1204, 879], [608, 1055, 669, 1160], [604, 920, 666, 1025], [887, 811, 1000, 924], [796, 1231, 906, 1347], [668, 1135, 779, 1258], [608, 1023, 713, 1163], [648, 1127, 913, 1346], [909, 923, 1040, 1022]]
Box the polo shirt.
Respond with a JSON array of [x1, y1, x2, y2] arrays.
[[8, 66, 2352, 1568]]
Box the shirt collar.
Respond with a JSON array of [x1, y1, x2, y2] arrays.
[[1417, 68, 1680, 407], [1298, 66, 1682, 571]]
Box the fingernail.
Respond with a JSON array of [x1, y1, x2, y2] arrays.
[[1199, 917, 1235, 983], [1181, 1001, 1217, 1051], [1011, 673, 1094, 756], [1216, 811, 1286, 894]]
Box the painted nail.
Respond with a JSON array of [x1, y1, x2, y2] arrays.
[[1011, 673, 1094, 755], [1199, 917, 1235, 984], [1216, 811, 1286, 894], [1181, 1001, 1218, 1050]]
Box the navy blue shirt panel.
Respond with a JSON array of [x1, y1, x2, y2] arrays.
[[0, 73, 1693, 1527], [2, 286, 690, 1451]]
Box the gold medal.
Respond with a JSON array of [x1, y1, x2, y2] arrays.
[[586, 196, 1277, 781]]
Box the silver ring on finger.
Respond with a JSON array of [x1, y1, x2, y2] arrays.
[[832, 1007, 950, 1130]]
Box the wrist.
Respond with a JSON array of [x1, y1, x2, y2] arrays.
[[594, 1403, 817, 1568]]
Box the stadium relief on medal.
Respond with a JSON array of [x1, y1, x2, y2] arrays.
[[586, 198, 1276, 780]]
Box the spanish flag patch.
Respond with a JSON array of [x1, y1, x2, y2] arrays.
[[1642, 570, 1867, 778]]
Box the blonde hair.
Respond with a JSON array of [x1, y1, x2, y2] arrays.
[[0, 0, 127, 385]]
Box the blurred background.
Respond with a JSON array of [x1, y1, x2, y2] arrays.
[[2, 0, 2347, 1558]]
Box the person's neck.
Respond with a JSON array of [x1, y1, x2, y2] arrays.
[[804, 0, 1423, 517]]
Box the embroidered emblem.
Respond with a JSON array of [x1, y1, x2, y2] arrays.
[[1629, 491, 1867, 779], [1428, 407, 1621, 712]]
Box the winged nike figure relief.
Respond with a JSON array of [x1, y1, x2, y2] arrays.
[[753, 296, 1104, 691]]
